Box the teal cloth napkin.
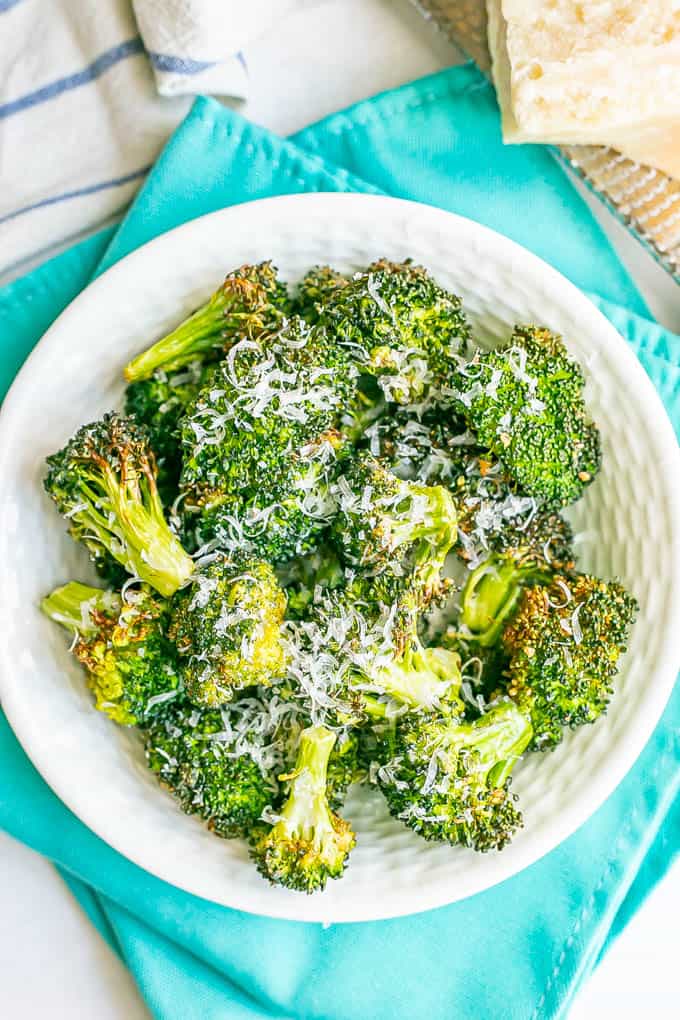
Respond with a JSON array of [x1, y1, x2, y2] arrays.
[[0, 64, 678, 1020]]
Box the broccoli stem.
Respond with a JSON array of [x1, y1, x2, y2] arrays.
[[461, 555, 550, 647], [41, 582, 117, 633], [280, 725, 337, 844], [98, 461, 194, 597], [388, 485, 457, 563], [442, 703, 533, 787], [363, 641, 461, 711], [124, 302, 226, 382]]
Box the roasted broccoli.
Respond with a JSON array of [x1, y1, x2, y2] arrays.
[[124, 262, 291, 382], [44, 414, 194, 596], [124, 362, 213, 505], [500, 574, 638, 749], [42, 581, 180, 725], [378, 701, 532, 851], [295, 265, 348, 322], [332, 453, 458, 611], [144, 697, 281, 838], [41, 256, 633, 892], [452, 325, 601, 508], [319, 259, 470, 403], [180, 315, 357, 561], [278, 544, 346, 620], [252, 725, 355, 892], [284, 569, 463, 723], [169, 556, 287, 707], [365, 408, 575, 571], [362, 402, 471, 485]]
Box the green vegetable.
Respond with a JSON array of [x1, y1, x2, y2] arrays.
[[379, 701, 533, 851], [180, 315, 358, 561], [124, 362, 213, 505], [458, 551, 554, 648], [44, 413, 194, 597], [252, 725, 355, 893], [169, 556, 287, 707], [453, 325, 601, 509], [501, 574, 638, 749], [124, 262, 291, 382], [295, 265, 348, 322], [319, 258, 470, 404], [144, 698, 278, 838], [41, 581, 180, 725], [332, 453, 458, 612], [40, 256, 633, 890]]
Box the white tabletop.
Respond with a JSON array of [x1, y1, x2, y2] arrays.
[[1, 2, 678, 1017]]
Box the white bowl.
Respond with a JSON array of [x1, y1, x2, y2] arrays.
[[0, 193, 679, 923]]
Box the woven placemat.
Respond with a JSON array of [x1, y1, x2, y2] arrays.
[[411, 0, 680, 282]]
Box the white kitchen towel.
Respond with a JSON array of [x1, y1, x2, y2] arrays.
[[0, 0, 292, 281], [132, 0, 295, 97]]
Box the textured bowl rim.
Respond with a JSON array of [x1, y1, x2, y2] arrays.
[[0, 192, 679, 923]]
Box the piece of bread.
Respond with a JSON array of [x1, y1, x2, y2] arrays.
[[487, 0, 680, 179]]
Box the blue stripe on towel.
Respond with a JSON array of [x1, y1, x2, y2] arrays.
[[0, 0, 24, 12], [0, 37, 144, 120], [148, 52, 217, 75], [0, 166, 150, 226]]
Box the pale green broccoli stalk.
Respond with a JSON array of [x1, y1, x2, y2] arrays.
[[41, 581, 180, 725], [458, 550, 554, 647], [252, 725, 355, 893], [124, 262, 291, 382]]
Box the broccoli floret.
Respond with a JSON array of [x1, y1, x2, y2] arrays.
[[332, 454, 458, 611], [42, 581, 180, 725], [44, 414, 194, 597], [124, 362, 213, 504], [124, 262, 291, 382], [284, 569, 463, 723], [180, 316, 358, 562], [446, 449, 575, 570], [252, 725, 355, 892], [295, 265, 348, 322], [319, 259, 470, 404], [452, 325, 601, 509], [500, 574, 638, 749], [378, 701, 532, 851], [365, 409, 575, 571], [169, 556, 287, 707], [144, 698, 277, 838]]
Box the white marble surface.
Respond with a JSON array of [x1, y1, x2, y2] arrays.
[[1, 1, 678, 1016]]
